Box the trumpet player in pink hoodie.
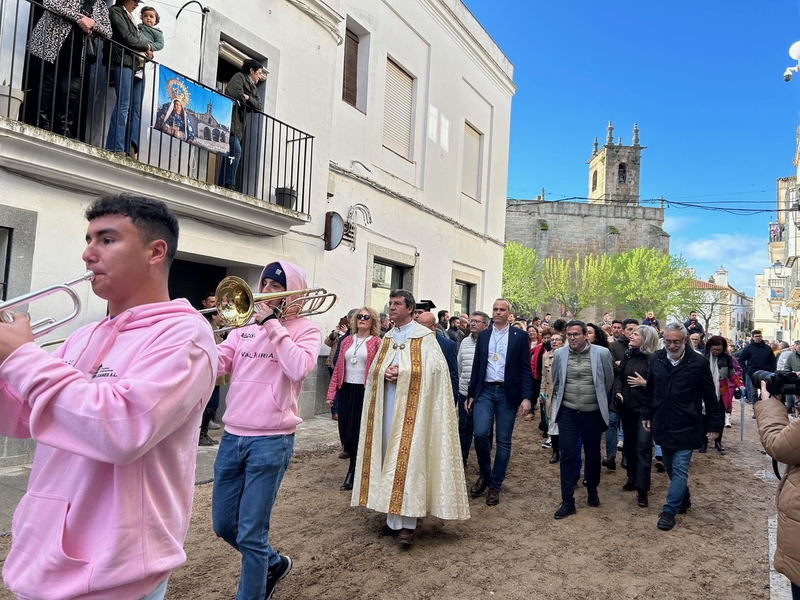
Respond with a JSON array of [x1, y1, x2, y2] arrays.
[[212, 261, 321, 600], [0, 195, 217, 600]]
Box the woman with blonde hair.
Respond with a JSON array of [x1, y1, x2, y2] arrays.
[[327, 306, 382, 489], [614, 324, 659, 508]]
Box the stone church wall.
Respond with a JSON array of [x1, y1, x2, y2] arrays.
[[505, 199, 670, 322]]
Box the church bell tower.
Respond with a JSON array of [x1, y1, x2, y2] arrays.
[[587, 122, 644, 206]]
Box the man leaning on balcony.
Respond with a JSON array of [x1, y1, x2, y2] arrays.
[[218, 58, 263, 191]]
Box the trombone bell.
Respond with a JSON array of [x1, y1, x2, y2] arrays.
[[202, 276, 337, 329]]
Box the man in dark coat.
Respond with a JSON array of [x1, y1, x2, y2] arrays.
[[641, 322, 721, 532], [218, 58, 263, 190], [684, 311, 705, 337], [738, 330, 778, 402], [418, 312, 458, 402]]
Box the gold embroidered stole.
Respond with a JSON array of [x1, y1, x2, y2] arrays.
[[359, 336, 392, 506]]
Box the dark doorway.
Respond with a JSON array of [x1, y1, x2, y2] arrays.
[[168, 258, 227, 310]]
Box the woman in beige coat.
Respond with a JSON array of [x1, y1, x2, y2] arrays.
[[541, 333, 564, 464], [755, 380, 800, 598]]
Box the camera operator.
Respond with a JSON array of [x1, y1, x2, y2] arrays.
[[754, 375, 800, 599]]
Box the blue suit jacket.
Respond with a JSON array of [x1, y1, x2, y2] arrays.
[[468, 325, 533, 409], [437, 335, 459, 403]]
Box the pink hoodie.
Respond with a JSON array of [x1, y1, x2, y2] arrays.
[[0, 299, 216, 600], [217, 261, 321, 436]]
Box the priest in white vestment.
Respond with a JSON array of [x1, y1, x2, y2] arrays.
[[352, 289, 470, 545]]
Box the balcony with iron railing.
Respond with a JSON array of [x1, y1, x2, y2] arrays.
[[0, 0, 313, 234]]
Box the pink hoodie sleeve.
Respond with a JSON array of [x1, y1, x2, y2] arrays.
[[262, 319, 321, 383], [0, 380, 32, 438], [216, 329, 241, 377], [0, 340, 214, 465]]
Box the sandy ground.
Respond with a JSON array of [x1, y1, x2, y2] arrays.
[[0, 402, 782, 599]]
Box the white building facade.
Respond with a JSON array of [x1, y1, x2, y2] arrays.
[[0, 0, 514, 465]]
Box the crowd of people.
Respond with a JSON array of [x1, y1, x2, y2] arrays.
[[319, 302, 776, 541], [0, 189, 796, 599], [26, 0, 260, 188]]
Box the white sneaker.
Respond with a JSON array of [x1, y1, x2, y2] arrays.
[[617, 440, 623, 450], [724, 414, 731, 428], [542, 437, 552, 449], [208, 420, 221, 430]]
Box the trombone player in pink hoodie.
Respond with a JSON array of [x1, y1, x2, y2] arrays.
[[0, 195, 217, 600], [212, 261, 321, 600]]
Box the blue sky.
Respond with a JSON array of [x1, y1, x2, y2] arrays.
[[462, 0, 800, 296]]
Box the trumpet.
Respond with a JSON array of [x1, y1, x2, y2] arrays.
[[0, 271, 95, 338], [201, 276, 337, 329]]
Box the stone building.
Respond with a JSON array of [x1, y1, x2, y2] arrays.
[[505, 122, 670, 320]]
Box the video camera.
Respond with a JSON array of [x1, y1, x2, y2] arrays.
[[751, 370, 800, 397]]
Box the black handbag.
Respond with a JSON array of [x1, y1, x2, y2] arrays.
[[79, 0, 99, 64], [84, 35, 98, 65]]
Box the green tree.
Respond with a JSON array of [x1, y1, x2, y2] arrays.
[[502, 242, 542, 318], [540, 254, 613, 319], [609, 248, 697, 320]]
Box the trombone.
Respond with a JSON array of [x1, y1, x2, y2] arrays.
[[201, 276, 337, 330], [0, 271, 95, 338]]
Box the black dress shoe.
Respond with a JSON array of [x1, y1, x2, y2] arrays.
[[549, 451, 560, 464], [486, 488, 500, 506], [698, 445, 707, 454], [620, 456, 628, 469], [715, 440, 725, 453], [341, 469, 354, 491], [554, 502, 576, 519], [655, 459, 665, 472], [622, 480, 637, 492], [587, 488, 600, 507], [470, 477, 488, 497], [605, 457, 616, 471], [637, 490, 648, 508]]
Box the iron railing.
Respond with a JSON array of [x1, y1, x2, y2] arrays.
[[0, 0, 313, 215]]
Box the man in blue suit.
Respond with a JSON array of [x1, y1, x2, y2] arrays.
[[467, 298, 533, 506], [418, 312, 458, 402]]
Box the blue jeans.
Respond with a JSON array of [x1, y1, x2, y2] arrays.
[[661, 448, 693, 515], [140, 578, 168, 600], [106, 66, 143, 153], [457, 393, 474, 467], [473, 385, 517, 491], [605, 410, 620, 459], [212, 432, 294, 600], [557, 407, 605, 502], [219, 134, 243, 187]]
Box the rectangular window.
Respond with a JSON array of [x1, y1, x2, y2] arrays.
[[383, 59, 414, 159], [371, 261, 403, 314], [342, 29, 359, 107], [454, 281, 472, 317], [0, 227, 11, 301], [461, 122, 481, 200]]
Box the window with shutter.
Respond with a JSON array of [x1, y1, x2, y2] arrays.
[[342, 29, 359, 107], [383, 59, 414, 159], [461, 123, 482, 200]]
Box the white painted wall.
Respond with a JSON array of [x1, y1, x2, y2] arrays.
[[0, 0, 515, 414]]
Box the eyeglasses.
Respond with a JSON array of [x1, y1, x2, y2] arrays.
[[357, 314, 371, 321], [565, 332, 583, 338]]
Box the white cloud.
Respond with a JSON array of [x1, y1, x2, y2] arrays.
[[671, 233, 767, 297], [662, 214, 698, 234]]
